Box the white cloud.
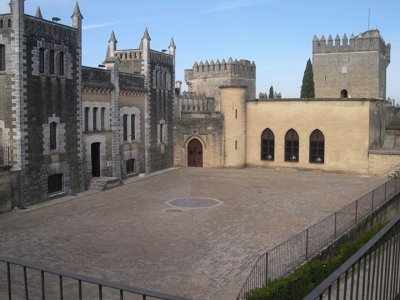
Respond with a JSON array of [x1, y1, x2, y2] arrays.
[[83, 21, 120, 31], [202, 0, 270, 13]]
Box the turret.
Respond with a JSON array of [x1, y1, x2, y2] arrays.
[[140, 27, 151, 50], [35, 6, 43, 19], [342, 34, 348, 47], [169, 37, 176, 57], [71, 2, 83, 29], [106, 30, 117, 59], [335, 34, 340, 47]]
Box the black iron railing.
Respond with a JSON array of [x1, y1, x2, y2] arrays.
[[304, 210, 400, 300], [0, 255, 190, 300], [237, 178, 400, 300]]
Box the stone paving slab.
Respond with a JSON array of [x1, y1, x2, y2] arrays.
[[0, 168, 386, 299]]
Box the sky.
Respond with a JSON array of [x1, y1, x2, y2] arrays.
[[1, 0, 399, 101]]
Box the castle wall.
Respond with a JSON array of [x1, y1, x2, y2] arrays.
[[368, 153, 400, 175], [246, 99, 374, 174]]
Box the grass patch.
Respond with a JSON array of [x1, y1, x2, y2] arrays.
[[246, 223, 385, 300]]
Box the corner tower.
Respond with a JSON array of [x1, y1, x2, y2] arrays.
[[312, 30, 390, 99]]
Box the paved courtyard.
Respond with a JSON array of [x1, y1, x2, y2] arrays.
[[0, 168, 386, 299]]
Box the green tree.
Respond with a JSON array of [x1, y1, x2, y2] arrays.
[[269, 86, 274, 99], [300, 58, 315, 98]]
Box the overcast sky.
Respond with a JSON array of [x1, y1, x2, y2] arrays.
[[2, 0, 399, 101]]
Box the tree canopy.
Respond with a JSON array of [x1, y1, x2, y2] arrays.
[[300, 58, 315, 98]]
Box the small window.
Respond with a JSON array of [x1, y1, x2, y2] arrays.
[[101, 108, 105, 131], [48, 174, 63, 194], [0, 20, 3, 29], [84, 107, 89, 132], [261, 129, 274, 161], [131, 114, 136, 140], [7, 19, 11, 28], [59, 51, 64, 75], [93, 107, 98, 131], [341, 89, 348, 98], [49, 50, 54, 74], [235, 140, 238, 150], [123, 114, 128, 141], [0, 44, 5, 71], [310, 130, 325, 164], [235, 109, 238, 119], [50, 122, 57, 150], [160, 123, 163, 143], [39, 48, 45, 73], [285, 129, 299, 162]]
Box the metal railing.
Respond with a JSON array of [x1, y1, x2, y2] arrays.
[[0, 255, 190, 300], [305, 210, 400, 300], [237, 178, 400, 300]]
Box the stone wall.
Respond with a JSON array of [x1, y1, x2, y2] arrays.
[[0, 170, 20, 212], [368, 153, 400, 176]]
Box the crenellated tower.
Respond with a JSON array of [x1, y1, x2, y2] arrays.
[[184, 58, 256, 111], [312, 30, 391, 99]]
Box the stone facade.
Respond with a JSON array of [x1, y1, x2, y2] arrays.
[[313, 30, 391, 99], [104, 29, 176, 173]]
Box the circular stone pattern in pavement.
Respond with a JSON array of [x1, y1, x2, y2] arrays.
[[167, 197, 222, 209]]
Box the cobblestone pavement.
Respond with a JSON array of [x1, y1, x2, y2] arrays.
[[0, 168, 386, 299]]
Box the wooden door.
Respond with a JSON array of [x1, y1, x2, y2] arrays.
[[188, 139, 203, 167]]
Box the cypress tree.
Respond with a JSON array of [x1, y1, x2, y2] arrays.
[[300, 58, 315, 98], [269, 86, 274, 99]]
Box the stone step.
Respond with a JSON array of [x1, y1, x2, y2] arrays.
[[89, 177, 121, 191]]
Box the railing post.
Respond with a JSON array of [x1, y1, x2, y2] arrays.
[[385, 182, 387, 202], [7, 262, 11, 300], [306, 229, 309, 259], [355, 200, 358, 223], [371, 190, 375, 211], [334, 212, 337, 239], [265, 252, 269, 284]]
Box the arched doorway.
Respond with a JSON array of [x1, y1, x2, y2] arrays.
[[91, 142, 101, 177], [187, 139, 203, 167], [341, 89, 348, 98]]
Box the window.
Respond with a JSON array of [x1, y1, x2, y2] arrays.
[[123, 114, 128, 141], [160, 123, 163, 143], [235, 109, 238, 119], [50, 122, 57, 150], [84, 107, 89, 132], [93, 107, 98, 131], [261, 129, 274, 161], [48, 174, 63, 194], [0, 44, 5, 71], [310, 130, 325, 164], [59, 51, 64, 75], [235, 140, 238, 150], [131, 114, 135, 140], [39, 48, 45, 73], [341, 89, 348, 98], [285, 129, 299, 162], [49, 50, 54, 74], [101, 108, 105, 130]]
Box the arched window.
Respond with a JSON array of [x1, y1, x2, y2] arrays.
[[261, 129, 274, 161], [285, 129, 299, 162], [50, 122, 57, 150], [0, 44, 5, 71], [341, 89, 348, 98], [310, 130, 325, 164], [7, 19, 11, 28]]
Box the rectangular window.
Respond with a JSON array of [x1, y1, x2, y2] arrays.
[[39, 48, 45, 73], [123, 114, 128, 141], [49, 50, 54, 74], [235, 140, 238, 150], [59, 51, 64, 75], [235, 109, 238, 119], [131, 114, 135, 140], [160, 123, 163, 143], [50, 122, 57, 150], [101, 108, 105, 131], [93, 107, 98, 131], [84, 107, 89, 132], [0, 44, 5, 71]]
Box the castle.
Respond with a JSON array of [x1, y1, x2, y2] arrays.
[[0, 0, 399, 211]]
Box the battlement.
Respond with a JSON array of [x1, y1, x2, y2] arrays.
[[313, 30, 390, 61], [185, 58, 256, 81], [180, 92, 215, 113]]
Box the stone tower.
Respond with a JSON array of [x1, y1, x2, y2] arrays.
[[313, 30, 391, 99], [184, 58, 256, 111]]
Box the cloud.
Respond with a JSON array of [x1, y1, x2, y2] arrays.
[[202, 0, 269, 13], [83, 21, 120, 31]]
